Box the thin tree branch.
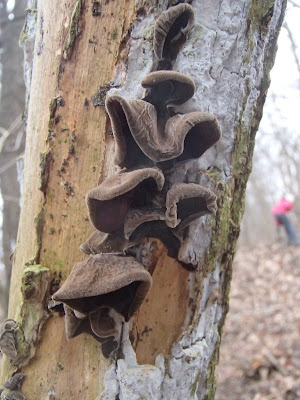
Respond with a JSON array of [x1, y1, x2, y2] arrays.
[[283, 21, 300, 91]]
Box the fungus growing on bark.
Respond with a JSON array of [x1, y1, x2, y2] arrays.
[[80, 230, 133, 255], [107, 95, 221, 165], [142, 71, 195, 113], [166, 183, 217, 230], [0, 319, 18, 359], [53, 254, 152, 321], [163, 111, 221, 163], [63, 305, 88, 340], [89, 306, 117, 338], [124, 208, 182, 260], [3, 373, 26, 391], [86, 168, 165, 233], [106, 95, 157, 168], [0, 372, 27, 400], [153, 3, 195, 70], [123, 208, 165, 240], [61, 305, 119, 358]]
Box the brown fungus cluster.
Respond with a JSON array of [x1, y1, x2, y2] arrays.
[[52, 4, 221, 358]]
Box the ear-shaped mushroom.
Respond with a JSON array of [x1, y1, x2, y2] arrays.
[[80, 230, 128, 255], [63, 304, 117, 342], [166, 183, 217, 230], [89, 306, 117, 338], [142, 71, 195, 112], [53, 254, 152, 321], [63, 305, 89, 340], [153, 3, 194, 70], [3, 373, 26, 391], [106, 95, 157, 168], [163, 111, 222, 163], [123, 208, 165, 240], [80, 229, 136, 255], [107, 95, 221, 165], [124, 208, 181, 260], [0, 319, 18, 359], [86, 168, 165, 233], [63, 305, 119, 358]]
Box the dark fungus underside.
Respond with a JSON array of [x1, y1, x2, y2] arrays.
[[88, 178, 162, 233], [177, 121, 219, 162], [111, 100, 151, 168], [163, 11, 191, 61], [62, 281, 142, 321]]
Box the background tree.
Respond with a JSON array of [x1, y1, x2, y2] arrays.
[[0, 0, 26, 315], [1, 0, 286, 399], [240, 0, 300, 246]]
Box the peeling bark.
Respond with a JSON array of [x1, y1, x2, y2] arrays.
[[2, 0, 286, 399]]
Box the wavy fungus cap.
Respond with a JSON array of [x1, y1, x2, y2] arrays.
[[166, 183, 217, 230], [153, 3, 195, 70], [0, 319, 18, 359], [142, 71, 195, 109], [107, 94, 221, 166], [86, 168, 165, 233], [53, 254, 152, 321], [124, 208, 165, 240], [163, 111, 222, 163], [124, 208, 181, 260], [106, 95, 157, 168]]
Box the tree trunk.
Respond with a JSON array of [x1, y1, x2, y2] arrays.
[[0, 0, 27, 315], [1, 0, 286, 399]]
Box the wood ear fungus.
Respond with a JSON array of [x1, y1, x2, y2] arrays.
[[53, 254, 152, 321], [0, 319, 18, 359], [1, 372, 27, 400], [86, 168, 165, 233], [107, 94, 221, 165], [80, 230, 133, 256], [106, 95, 157, 168], [142, 71, 195, 111], [153, 3, 195, 70], [166, 183, 217, 230]]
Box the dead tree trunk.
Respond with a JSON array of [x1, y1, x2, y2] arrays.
[[1, 1, 286, 399]]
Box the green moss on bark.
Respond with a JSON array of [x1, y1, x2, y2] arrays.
[[63, 0, 84, 60]]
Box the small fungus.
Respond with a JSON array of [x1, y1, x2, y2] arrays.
[[80, 230, 135, 255], [63, 305, 87, 340], [0, 371, 27, 399], [142, 71, 195, 112], [0, 319, 18, 359], [86, 168, 165, 232], [124, 208, 165, 240], [3, 373, 26, 391], [153, 3, 195, 70], [53, 254, 152, 321], [124, 208, 181, 260], [166, 183, 217, 230], [89, 306, 117, 338], [63, 304, 118, 358], [0, 389, 27, 400]]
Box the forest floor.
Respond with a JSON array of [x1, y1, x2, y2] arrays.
[[216, 242, 300, 400]]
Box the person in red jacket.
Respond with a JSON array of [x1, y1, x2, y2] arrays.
[[271, 197, 300, 245]]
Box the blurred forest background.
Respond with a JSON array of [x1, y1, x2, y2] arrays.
[[0, 1, 300, 398]]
